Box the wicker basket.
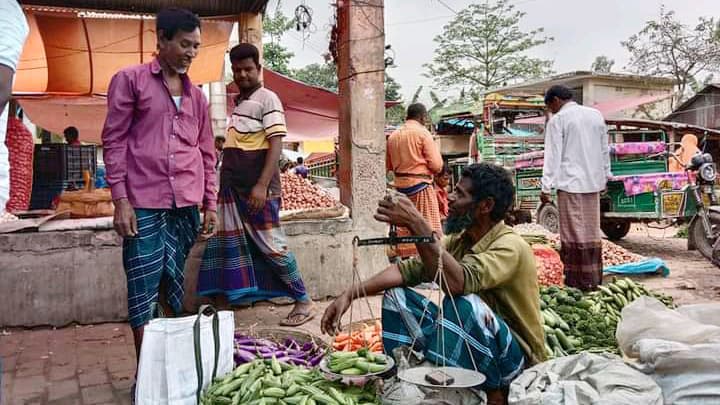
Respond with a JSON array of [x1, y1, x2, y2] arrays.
[[341, 317, 381, 334], [236, 327, 329, 349], [55, 171, 114, 218], [56, 188, 114, 218]]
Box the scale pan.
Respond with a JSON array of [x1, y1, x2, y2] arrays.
[[398, 366, 486, 388]]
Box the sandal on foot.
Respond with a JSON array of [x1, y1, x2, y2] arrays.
[[279, 308, 316, 327]]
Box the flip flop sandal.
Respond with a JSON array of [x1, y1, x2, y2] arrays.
[[279, 308, 317, 327]]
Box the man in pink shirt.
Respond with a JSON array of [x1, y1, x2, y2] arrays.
[[101, 7, 217, 377]]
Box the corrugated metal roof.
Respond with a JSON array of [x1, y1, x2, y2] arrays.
[[23, 0, 269, 17]]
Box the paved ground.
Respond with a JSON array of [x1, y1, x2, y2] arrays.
[[2, 226, 719, 404]]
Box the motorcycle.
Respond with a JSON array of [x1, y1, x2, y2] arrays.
[[681, 151, 720, 266]]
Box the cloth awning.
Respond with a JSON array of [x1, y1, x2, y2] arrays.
[[14, 9, 397, 144], [14, 10, 233, 95]]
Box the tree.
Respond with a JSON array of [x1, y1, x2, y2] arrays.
[[622, 7, 720, 105], [591, 56, 615, 73], [425, 0, 553, 94], [262, 5, 294, 75], [291, 62, 338, 91]]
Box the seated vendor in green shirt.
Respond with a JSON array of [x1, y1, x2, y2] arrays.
[[321, 163, 546, 403]]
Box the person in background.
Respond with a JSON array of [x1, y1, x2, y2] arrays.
[[435, 163, 451, 222], [63, 126, 81, 145], [386, 103, 444, 259], [321, 164, 545, 405], [214, 135, 225, 169], [668, 134, 700, 172], [0, 0, 29, 216], [541, 85, 610, 291], [199, 43, 315, 327], [101, 8, 218, 391], [469, 129, 479, 164], [294, 156, 309, 178]]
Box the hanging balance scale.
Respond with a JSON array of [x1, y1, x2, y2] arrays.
[[348, 190, 486, 389]]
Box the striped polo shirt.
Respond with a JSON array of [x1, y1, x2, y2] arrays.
[[221, 87, 287, 196]]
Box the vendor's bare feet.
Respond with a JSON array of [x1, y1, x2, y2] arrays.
[[279, 300, 316, 327]]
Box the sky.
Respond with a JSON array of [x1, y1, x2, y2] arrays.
[[274, 0, 720, 103]]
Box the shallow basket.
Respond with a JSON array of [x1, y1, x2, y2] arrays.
[[340, 317, 381, 334], [235, 327, 329, 351]]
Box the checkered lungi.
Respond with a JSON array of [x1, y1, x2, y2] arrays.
[[382, 287, 526, 389], [123, 206, 200, 329], [393, 184, 443, 259], [198, 187, 308, 304], [558, 191, 603, 290]]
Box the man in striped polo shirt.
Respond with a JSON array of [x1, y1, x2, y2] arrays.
[[199, 43, 315, 326]]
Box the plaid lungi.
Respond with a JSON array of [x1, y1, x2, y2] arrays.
[[382, 288, 526, 389], [198, 188, 308, 303], [558, 191, 603, 290], [123, 206, 200, 329], [394, 184, 443, 259]]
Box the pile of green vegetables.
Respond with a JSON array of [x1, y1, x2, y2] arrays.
[[201, 358, 379, 405], [585, 277, 675, 322], [326, 349, 388, 376], [539, 278, 674, 358]]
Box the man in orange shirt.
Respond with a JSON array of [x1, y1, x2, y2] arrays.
[[387, 103, 444, 259]]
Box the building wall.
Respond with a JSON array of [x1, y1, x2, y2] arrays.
[[584, 79, 674, 120], [670, 91, 720, 130]]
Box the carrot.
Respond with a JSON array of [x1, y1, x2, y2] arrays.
[[369, 342, 383, 352]]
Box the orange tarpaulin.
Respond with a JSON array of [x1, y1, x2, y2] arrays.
[[14, 9, 399, 144], [14, 10, 233, 95]]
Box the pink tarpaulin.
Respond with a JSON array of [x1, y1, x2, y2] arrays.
[[19, 69, 400, 144], [227, 70, 339, 142], [515, 93, 673, 125], [609, 172, 693, 197], [18, 96, 107, 143]]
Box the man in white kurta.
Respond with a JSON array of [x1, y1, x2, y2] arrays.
[[540, 85, 611, 290], [0, 1, 29, 214]]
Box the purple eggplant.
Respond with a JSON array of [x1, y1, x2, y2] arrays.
[[308, 351, 324, 367], [235, 349, 256, 364], [260, 350, 287, 359]]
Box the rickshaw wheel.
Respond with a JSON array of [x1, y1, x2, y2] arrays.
[[537, 204, 559, 234], [689, 213, 720, 263], [601, 220, 631, 241]]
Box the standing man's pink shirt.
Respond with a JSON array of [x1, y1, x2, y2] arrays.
[[102, 58, 217, 211]]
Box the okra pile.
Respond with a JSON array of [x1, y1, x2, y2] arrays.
[[326, 349, 388, 376], [539, 278, 675, 359], [202, 358, 379, 405]]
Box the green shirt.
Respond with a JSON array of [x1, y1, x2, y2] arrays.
[[398, 221, 546, 365]]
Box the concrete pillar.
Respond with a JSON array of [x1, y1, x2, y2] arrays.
[[336, 0, 388, 273], [237, 12, 263, 71], [208, 80, 227, 138]]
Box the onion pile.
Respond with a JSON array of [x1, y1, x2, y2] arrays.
[[533, 244, 565, 286], [513, 223, 644, 268], [602, 240, 644, 267], [280, 172, 337, 211]]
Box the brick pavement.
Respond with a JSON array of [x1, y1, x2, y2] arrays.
[[1, 324, 135, 405], [1, 297, 382, 405]]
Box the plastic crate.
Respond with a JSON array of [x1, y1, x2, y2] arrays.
[[29, 180, 69, 210], [33, 144, 97, 183], [606, 181, 656, 213]]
